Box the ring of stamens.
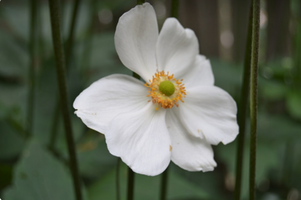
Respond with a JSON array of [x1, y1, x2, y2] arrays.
[[144, 70, 186, 110]]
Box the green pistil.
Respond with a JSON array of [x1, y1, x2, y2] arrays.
[[159, 81, 175, 96]]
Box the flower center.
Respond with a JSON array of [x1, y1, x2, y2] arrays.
[[159, 81, 175, 96], [144, 70, 186, 110]]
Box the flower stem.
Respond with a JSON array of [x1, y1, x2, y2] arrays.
[[27, 0, 38, 138], [65, 0, 81, 67], [234, 2, 253, 200], [80, 0, 97, 79], [249, 0, 260, 199], [116, 158, 121, 200], [48, 1, 83, 200], [159, 1, 179, 199], [126, 74, 140, 200], [49, 0, 81, 150], [127, 167, 135, 200], [159, 168, 169, 200], [137, 0, 145, 5], [170, 0, 179, 18]]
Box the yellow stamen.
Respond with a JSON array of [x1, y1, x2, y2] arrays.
[[144, 70, 186, 110]]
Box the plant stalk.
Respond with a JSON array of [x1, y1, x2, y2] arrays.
[[249, 0, 260, 199], [127, 167, 135, 200], [27, 0, 38, 138], [234, 2, 253, 200], [48, 1, 83, 200]]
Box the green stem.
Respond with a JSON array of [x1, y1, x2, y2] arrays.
[[116, 158, 121, 200], [126, 73, 140, 199], [65, 0, 81, 67], [80, 0, 97, 81], [49, 102, 60, 151], [48, 1, 83, 200], [137, 0, 145, 5], [158, 1, 179, 199], [127, 167, 135, 200], [49, 0, 81, 151], [159, 168, 169, 200], [249, 0, 260, 199], [170, 0, 179, 18], [27, 0, 38, 137], [294, 20, 301, 88], [234, 2, 253, 200]]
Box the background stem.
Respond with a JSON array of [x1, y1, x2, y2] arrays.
[[159, 1, 179, 199], [160, 168, 169, 200], [127, 167, 135, 200], [234, 2, 253, 200], [27, 0, 38, 138], [137, 0, 145, 5], [49, 0, 81, 151], [249, 0, 260, 199], [116, 158, 121, 200], [48, 1, 83, 200]]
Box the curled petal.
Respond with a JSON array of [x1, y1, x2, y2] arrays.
[[73, 74, 149, 134], [166, 109, 217, 171], [106, 104, 171, 176], [115, 3, 158, 81], [179, 86, 238, 145]]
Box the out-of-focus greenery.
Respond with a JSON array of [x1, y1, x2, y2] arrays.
[[0, 0, 301, 200]]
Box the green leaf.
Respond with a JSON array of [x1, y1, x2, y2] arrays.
[[0, 121, 25, 160], [3, 140, 87, 200], [77, 132, 117, 180], [87, 163, 210, 200], [286, 91, 301, 120]]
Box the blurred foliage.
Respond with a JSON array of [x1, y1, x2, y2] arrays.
[[0, 0, 301, 200]]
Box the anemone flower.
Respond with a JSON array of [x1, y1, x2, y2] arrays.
[[73, 3, 238, 176]]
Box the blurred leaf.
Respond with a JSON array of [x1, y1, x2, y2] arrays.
[[210, 59, 242, 98], [87, 163, 210, 200], [0, 164, 13, 192], [286, 91, 301, 120], [0, 121, 25, 160], [77, 132, 117, 180], [258, 113, 301, 141], [3, 140, 87, 200], [260, 79, 289, 100]]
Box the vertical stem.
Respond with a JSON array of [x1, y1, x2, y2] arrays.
[[170, 0, 179, 18], [80, 0, 97, 79], [49, 0, 82, 150], [234, 2, 253, 200], [127, 167, 135, 200], [48, 1, 83, 200], [137, 0, 145, 5], [27, 0, 38, 137], [126, 3, 145, 199], [159, 1, 180, 200], [159, 168, 169, 200], [49, 103, 60, 151], [116, 158, 121, 200], [294, 18, 301, 88], [249, 0, 260, 199], [65, 0, 81, 67]]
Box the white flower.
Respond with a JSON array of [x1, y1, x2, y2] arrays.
[[73, 3, 238, 176]]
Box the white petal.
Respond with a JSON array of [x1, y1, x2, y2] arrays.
[[166, 109, 217, 171], [156, 18, 199, 77], [73, 74, 149, 134], [181, 55, 215, 90], [106, 104, 171, 176], [115, 3, 158, 81], [179, 86, 238, 145]]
